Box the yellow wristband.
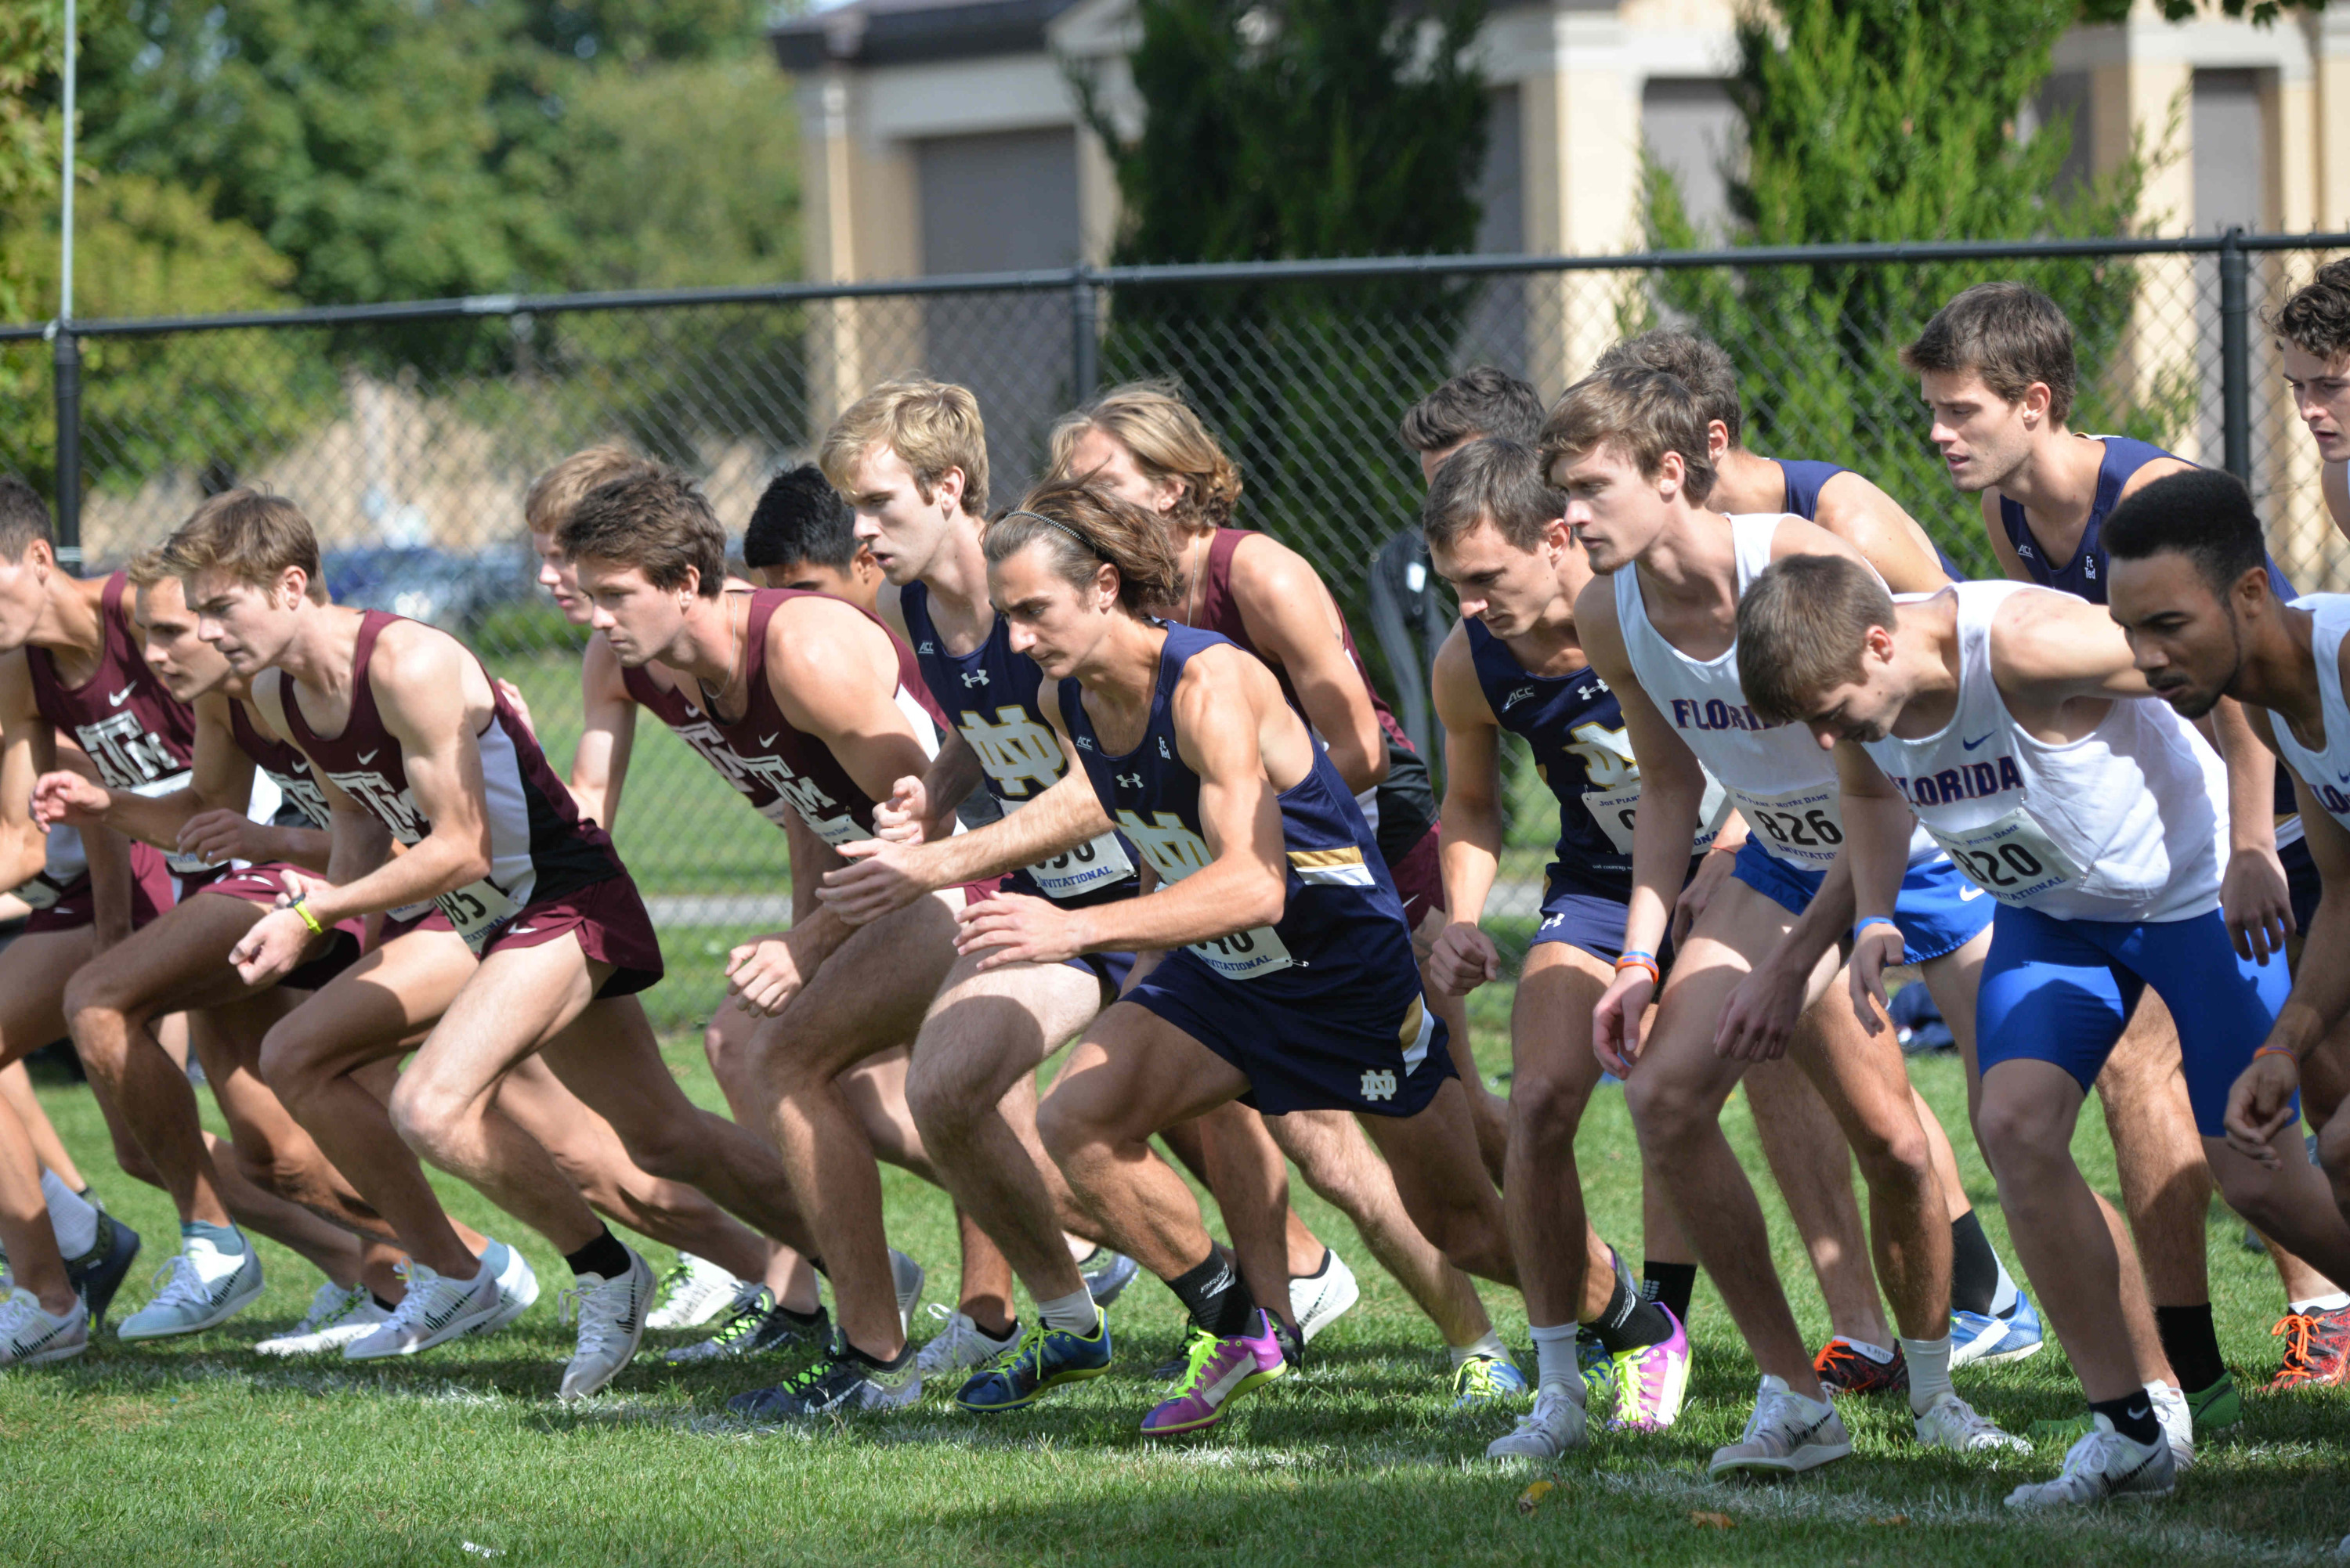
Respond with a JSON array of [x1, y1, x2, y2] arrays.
[[288, 894, 325, 937]]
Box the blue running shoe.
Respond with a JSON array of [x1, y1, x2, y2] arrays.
[[1952, 1290, 2044, 1368], [957, 1311, 1113, 1412], [64, 1211, 141, 1333], [1079, 1248, 1141, 1309], [1576, 1326, 1614, 1405], [1452, 1353, 1529, 1409]]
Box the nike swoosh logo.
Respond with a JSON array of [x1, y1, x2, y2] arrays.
[[1961, 732, 1994, 750], [508, 927, 537, 936], [758, 733, 780, 748], [1958, 883, 1985, 900], [356, 749, 379, 764], [2125, 1403, 2151, 1422], [107, 685, 134, 706]]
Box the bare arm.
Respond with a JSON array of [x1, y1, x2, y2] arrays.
[[1429, 626, 1505, 995], [567, 634, 639, 829], [0, 656, 57, 889], [1812, 471, 1951, 593], [767, 598, 942, 805], [913, 729, 988, 844], [1228, 536, 1389, 793]]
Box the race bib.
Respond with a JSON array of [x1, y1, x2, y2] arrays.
[[1923, 807, 2084, 908], [1726, 780, 1846, 869], [1583, 771, 1734, 857], [1004, 797, 1135, 898], [130, 771, 226, 876], [768, 799, 862, 847], [435, 879, 526, 950], [1186, 923, 1295, 981]]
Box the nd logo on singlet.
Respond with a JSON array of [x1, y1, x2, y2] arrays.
[[960, 707, 1063, 797], [1115, 810, 1213, 881]]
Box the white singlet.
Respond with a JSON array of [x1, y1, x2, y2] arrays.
[[1612, 512, 1936, 873], [2269, 594, 2350, 833], [1859, 580, 2224, 922]]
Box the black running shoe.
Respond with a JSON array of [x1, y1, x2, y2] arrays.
[[728, 1346, 921, 1419], [64, 1212, 141, 1332]]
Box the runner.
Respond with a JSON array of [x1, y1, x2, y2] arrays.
[[2275, 259, 2350, 538], [1550, 365, 2019, 1476], [175, 488, 814, 1398], [1735, 515, 2350, 1504]]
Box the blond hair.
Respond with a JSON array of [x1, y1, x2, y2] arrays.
[[163, 489, 323, 595], [819, 379, 989, 517], [1048, 380, 1242, 537], [1734, 553, 1896, 726], [1538, 365, 1717, 504], [524, 445, 650, 537]]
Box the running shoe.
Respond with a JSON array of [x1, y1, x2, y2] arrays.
[[558, 1248, 653, 1400], [2184, 1370, 2243, 1436], [646, 1252, 745, 1331], [1607, 1306, 1691, 1432], [344, 1261, 501, 1360], [890, 1248, 925, 1336], [1951, 1289, 2045, 1368], [1451, 1353, 1529, 1410], [956, 1310, 1113, 1411], [117, 1232, 265, 1341], [663, 1284, 830, 1364], [1141, 1310, 1286, 1436], [0, 1288, 86, 1367], [63, 1211, 140, 1332], [1813, 1337, 1909, 1397], [2004, 1414, 2173, 1508], [1288, 1248, 1360, 1344], [728, 1346, 921, 1419], [1486, 1384, 1589, 1460], [2267, 1306, 2350, 1391], [1575, 1326, 1614, 1405], [1707, 1374, 1851, 1479], [1914, 1391, 2029, 1453], [474, 1240, 540, 1335], [255, 1281, 390, 1357], [1079, 1248, 1141, 1308], [914, 1305, 1019, 1378], [2148, 1379, 2195, 1471]]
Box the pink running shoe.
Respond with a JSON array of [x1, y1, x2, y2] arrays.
[[1141, 1310, 1287, 1436], [1607, 1305, 1691, 1432]]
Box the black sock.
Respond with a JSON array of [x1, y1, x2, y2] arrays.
[[2154, 1303, 2228, 1393], [843, 1337, 913, 1372], [372, 1292, 400, 1313], [1168, 1247, 1257, 1338], [2089, 1391, 2161, 1447], [777, 1301, 826, 1328], [1296, 1247, 1334, 1281], [1643, 1261, 1696, 1327], [1949, 1211, 2001, 1317], [1589, 1267, 1675, 1353], [564, 1228, 631, 1281]]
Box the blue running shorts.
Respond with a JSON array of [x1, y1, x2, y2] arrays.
[[1731, 839, 1991, 964]]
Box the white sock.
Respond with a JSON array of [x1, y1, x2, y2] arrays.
[[1448, 1328, 1510, 1369], [1988, 1252, 2021, 1317], [2290, 1292, 2350, 1314], [1036, 1287, 1096, 1335], [1527, 1321, 1587, 1404], [1901, 1334, 1954, 1416], [40, 1170, 97, 1259]]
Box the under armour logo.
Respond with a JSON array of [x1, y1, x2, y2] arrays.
[[960, 670, 989, 687], [1115, 772, 1144, 789], [1503, 686, 1535, 710], [1576, 685, 1597, 701], [1359, 1069, 1397, 1102]]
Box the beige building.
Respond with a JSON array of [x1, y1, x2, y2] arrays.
[[773, 0, 2350, 577]]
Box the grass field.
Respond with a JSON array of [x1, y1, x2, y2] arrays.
[[6, 981, 2349, 1566]]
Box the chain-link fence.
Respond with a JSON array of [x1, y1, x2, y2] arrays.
[[3, 232, 2345, 947]]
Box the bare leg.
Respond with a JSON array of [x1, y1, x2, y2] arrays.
[[1159, 1115, 1329, 1275], [1195, 1103, 1300, 1328], [1, 1062, 84, 1194], [1746, 1055, 1891, 1348]]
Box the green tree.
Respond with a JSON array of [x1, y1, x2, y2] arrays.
[[1641, 0, 2177, 573], [1076, 0, 1488, 608]]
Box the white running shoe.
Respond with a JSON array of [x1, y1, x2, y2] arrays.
[[2005, 1414, 2175, 1508], [1914, 1391, 2029, 1454], [472, 1240, 540, 1335], [255, 1281, 391, 1357], [117, 1233, 265, 1341], [1289, 1248, 1360, 1345], [646, 1252, 744, 1331], [913, 1304, 1019, 1378], [2147, 1381, 2194, 1471], [889, 1248, 925, 1337], [0, 1288, 87, 1366], [343, 1261, 501, 1360], [1708, 1375, 1852, 1478], [1486, 1384, 1589, 1460], [558, 1248, 653, 1401]]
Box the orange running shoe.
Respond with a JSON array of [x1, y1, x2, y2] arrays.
[[1813, 1336, 1908, 1396], [2269, 1305, 2350, 1393]]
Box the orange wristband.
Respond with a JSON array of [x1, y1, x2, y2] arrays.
[[2252, 1043, 2298, 1064], [1614, 952, 1661, 988]]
